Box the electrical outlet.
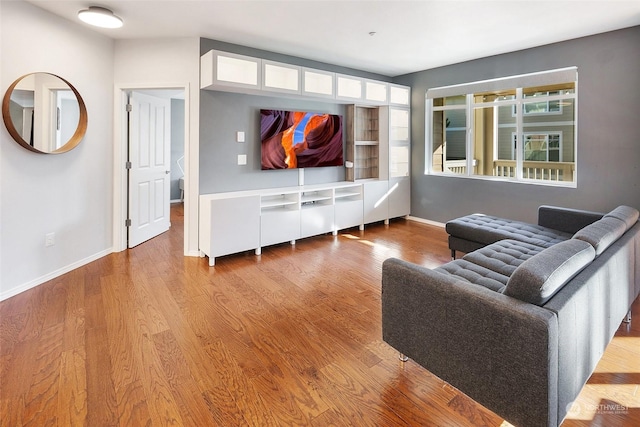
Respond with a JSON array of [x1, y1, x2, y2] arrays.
[[45, 232, 55, 247]]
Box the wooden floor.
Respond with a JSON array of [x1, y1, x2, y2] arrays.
[[1, 204, 638, 426]]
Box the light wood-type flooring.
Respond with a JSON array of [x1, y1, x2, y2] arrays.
[[1, 204, 638, 426]]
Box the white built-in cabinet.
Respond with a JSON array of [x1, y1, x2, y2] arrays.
[[199, 183, 364, 266], [199, 49, 411, 264], [200, 50, 261, 91], [344, 101, 411, 225], [199, 194, 261, 262], [201, 49, 408, 106]]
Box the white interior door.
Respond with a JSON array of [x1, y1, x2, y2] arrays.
[[128, 91, 171, 247]]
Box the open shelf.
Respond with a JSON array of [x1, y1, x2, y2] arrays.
[[301, 189, 333, 208], [260, 193, 300, 213]]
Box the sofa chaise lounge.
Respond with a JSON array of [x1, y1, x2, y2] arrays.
[[382, 205, 640, 427]]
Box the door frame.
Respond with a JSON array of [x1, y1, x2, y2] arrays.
[[113, 83, 190, 253]]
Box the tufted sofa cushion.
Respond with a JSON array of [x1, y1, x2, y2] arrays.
[[603, 205, 639, 230], [503, 239, 596, 305], [434, 259, 509, 293], [446, 214, 572, 248], [462, 239, 545, 277], [572, 217, 627, 256]]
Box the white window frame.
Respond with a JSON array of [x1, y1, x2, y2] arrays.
[[512, 132, 563, 162], [425, 67, 578, 187], [512, 90, 563, 116]]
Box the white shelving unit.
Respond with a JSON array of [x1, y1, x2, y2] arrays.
[[345, 105, 389, 182], [199, 183, 369, 266], [344, 99, 411, 226], [198, 49, 412, 259]]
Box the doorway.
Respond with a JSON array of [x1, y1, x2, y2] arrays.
[[115, 87, 186, 250]]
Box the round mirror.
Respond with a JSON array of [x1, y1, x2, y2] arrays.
[[2, 73, 87, 154]]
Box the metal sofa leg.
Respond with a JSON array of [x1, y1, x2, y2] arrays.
[[451, 249, 456, 260], [623, 310, 632, 324], [399, 353, 409, 362]]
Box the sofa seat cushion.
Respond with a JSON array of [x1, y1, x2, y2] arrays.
[[603, 205, 639, 230], [446, 214, 572, 248], [572, 217, 627, 256], [503, 239, 596, 305], [462, 239, 545, 277], [434, 259, 510, 293]]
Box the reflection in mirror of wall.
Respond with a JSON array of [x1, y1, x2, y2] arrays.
[[2, 73, 87, 154]]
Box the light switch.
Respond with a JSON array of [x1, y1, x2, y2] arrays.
[[236, 131, 245, 142], [237, 154, 247, 165]]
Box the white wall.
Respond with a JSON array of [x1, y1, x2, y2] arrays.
[[113, 38, 200, 257], [0, 1, 115, 300]]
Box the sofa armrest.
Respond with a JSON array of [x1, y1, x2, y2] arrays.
[[538, 205, 603, 234], [381, 258, 559, 427]]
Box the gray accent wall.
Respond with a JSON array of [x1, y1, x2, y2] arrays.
[[199, 38, 390, 194], [200, 91, 346, 193], [394, 26, 640, 225]]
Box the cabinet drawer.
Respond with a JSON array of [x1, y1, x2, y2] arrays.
[[301, 204, 334, 238], [261, 210, 300, 247]]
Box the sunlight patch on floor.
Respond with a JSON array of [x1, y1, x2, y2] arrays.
[[339, 233, 400, 259], [593, 337, 640, 373], [565, 336, 640, 421], [565, 383, 638, 421]]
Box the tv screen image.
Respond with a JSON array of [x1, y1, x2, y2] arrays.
[[260, 109, 344, 170]]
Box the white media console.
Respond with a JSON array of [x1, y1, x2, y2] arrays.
[[199, 180, 405, 266]]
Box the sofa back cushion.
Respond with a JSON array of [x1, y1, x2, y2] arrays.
[[503, 239, 595, 306], [572, 217, 627, 256], [603, 205, 639, 230]]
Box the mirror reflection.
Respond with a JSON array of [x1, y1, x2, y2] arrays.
[[2, 73, 87, 154]]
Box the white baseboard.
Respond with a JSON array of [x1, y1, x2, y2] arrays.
[[0, 248, 113, 302], [407, 215, 446, 228]]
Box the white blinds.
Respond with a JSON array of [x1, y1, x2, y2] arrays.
[[426, 67, 578, 99]]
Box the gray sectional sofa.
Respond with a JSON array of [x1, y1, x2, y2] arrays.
[[381, 205, 640, 427]]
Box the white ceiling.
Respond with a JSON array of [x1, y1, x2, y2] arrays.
[[26, 0, 640, 77]]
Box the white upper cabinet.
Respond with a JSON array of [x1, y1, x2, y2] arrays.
[[201, 49, 411, 106], [262, 60, 301, 94], [364, 80, 388, 104], [389, 84, 411, 106], [201, 50, 261, 91], [301, 68, 335, 98], [336, 75, 363, 100]]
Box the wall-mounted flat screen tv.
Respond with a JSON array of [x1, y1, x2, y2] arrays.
[[260, 109, 343, 170]]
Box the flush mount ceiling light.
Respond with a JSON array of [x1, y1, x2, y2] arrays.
[[78, 6, 123, 28]]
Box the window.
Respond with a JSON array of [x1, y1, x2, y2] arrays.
[[426, 67, 577, 185], [513, 90, 563, 116]]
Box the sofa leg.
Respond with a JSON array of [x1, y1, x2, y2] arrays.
[[451, 249, 456, 260], [399, 353, 409, 362], [623, 310, 632, 324]]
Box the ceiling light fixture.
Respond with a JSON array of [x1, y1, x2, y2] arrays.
[[78, 6, 123, 28]]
